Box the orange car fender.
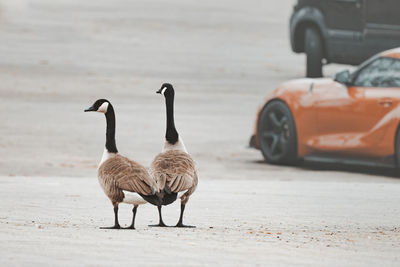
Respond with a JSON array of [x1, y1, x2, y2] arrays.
[[254, 81, 318, 157]]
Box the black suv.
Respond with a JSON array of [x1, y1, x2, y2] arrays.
[[290, 0, 400, 77]]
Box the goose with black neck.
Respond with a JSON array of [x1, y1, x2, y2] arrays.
[[85, 99, 161, 229], [150, 83, 198, 228]]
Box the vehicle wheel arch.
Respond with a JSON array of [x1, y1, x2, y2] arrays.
[[291, 7, 328, 58], [259, 98, 299, 127]]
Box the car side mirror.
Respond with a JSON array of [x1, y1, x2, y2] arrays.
[[334, 70, 351, 85]]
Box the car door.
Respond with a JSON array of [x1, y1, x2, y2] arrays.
[[325, 0, 364, 31], [324, 0, 365, 64], [364, 0, 400, 54], [313, 84, 385, 154], [314, 56, 400, 155], [352, 56, 400, 116]]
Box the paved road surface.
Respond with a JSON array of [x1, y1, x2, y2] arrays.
[[1, 176, 399, 266]]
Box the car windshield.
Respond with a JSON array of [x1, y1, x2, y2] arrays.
[[353, 57, 400, 87]]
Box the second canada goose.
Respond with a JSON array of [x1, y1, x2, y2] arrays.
[[150, 83, 198, 228], [85, 99, 161, 229]]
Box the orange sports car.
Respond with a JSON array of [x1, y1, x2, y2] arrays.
[[250, 48, 400, 168]]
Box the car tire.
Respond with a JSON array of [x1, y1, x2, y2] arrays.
[[257, 100, 298, 165], [395, 127, 400, 169], [305, 27, 323, 78]]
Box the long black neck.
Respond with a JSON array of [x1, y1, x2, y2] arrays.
[[165, 95, 179, 145], [105, 104, 118, 153]]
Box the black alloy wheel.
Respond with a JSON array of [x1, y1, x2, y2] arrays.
[[257, 101, 297, 164]]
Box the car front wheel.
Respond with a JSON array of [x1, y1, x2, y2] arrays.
[[257, 101, 298, 165]]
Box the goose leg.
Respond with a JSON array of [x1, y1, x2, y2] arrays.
[[149, 205, 168, 227], [175, 204, 195, 228], [100, 205, 121, 229], [124, 205, 138, 229]]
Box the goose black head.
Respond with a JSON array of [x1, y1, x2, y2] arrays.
[[84, 99, 110, 113], [156, 83, 175, 98]]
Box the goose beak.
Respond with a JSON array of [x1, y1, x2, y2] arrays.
[[84, 106, 96, 112], [156, 88, 162, 94]]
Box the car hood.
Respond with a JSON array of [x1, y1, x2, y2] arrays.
[[274, 78, 336, 95]]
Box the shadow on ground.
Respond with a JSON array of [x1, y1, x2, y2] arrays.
[[299, 160, 400, 179], [253, 159, 400, 179]]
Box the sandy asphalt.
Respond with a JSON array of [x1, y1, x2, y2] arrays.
[[0, 0, 399, 266]]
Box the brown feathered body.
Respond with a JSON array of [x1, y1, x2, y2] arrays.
[[98, 154, 160, 206], [150, 149, 198, 205]]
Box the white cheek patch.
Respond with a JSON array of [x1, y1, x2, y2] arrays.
[[161, 87, 167, 95], [97, 102, 109, 113]]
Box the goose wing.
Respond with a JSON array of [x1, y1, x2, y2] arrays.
[[151, 150, 197, 193], [104, 155, 157, 195]]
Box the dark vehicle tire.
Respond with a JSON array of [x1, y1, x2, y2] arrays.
[[257, 100, 298, 165], [305, 27, 323, 78], [395, 127, 400, 169]]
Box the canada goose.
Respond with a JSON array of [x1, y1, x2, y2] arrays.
[[150, 83, 198, 228], [85, 99, 161, 229]]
